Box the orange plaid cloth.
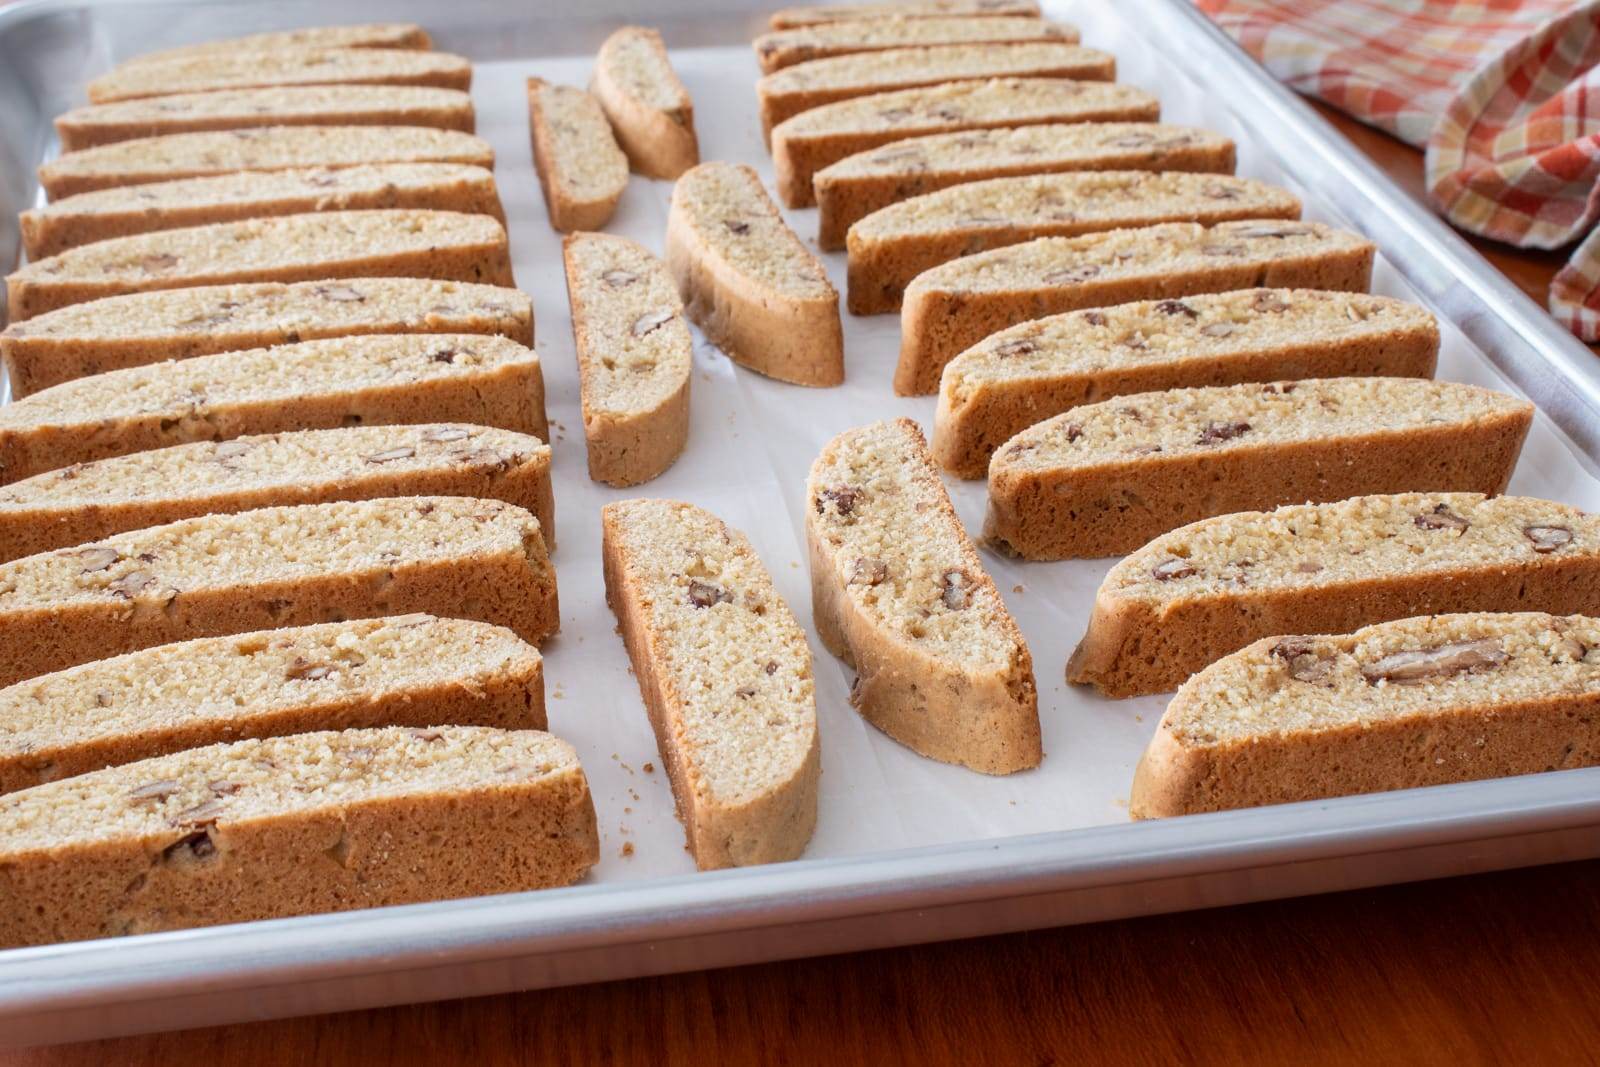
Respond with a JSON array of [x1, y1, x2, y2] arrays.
[[1198, 0, 1600, 341]]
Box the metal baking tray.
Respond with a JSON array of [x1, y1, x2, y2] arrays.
[[4, 0, 1600, 1046]]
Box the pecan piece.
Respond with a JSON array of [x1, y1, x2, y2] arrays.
[[939, 569, 971, 610], [77, 547, 120, 572], [109, 570, 155, 598], [365, 446, 414, 464], [815, 486, 860, 516], [1199, 322, 1236, 337], [849, 557, 888, 586], [1151, 558, 1196, 581], [632, 310, 675, 337], [128, 780, 181, 803], [422, 426, 472, 443], [1271, 637, 1334, 684], [286, 658, 334, 680], [1414, 504, 1469, 532], [1524, 525, 1574, 553], [687, 580, 732, 608], [1360, 638, 1508, 684], [601, 269, 638, 287], [1042, 264, 1100, 284], [723, 218, 750, 235], [993, 337, 1038, 358], [1197, 420, 1250, 445], [315, 284, 365, 302], [1155, 299, 1197, 317]]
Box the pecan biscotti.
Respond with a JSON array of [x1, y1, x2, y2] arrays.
[[933, 290, 1440, 478], [40, 126, 493, 200], [1068, 493, 1600, 698], [591, 27, 700, 180], [0, 496, 559, 687], [772, 77, 1159, 207], [563, 234, 691, 486], [897, 220, 1376, 395], [0, 334, 546, 482], [769, 1, 1041, 29], [985, 378, 1533, 559], [0, 615, 544, 794], [602, 499, 820, 868], [0, 726, 596, 947], [124, 22, 432, 65], [22, 162, 504, 258], [86, 47, 472, 104], [56, 86, 475, 152], [816, 122, 1235, 251], [666, 161, 844, 386], [1, 278, 530, 397], [7, 209, 513, 320], [0, 424, 554, 562], [1132, 612, 1600, 818], [527, 79, 628, 232], [757, 41, 1115, 141], [808, 419, 1040, 773], [755, 15, 1076, 74], [847, 172, 1301, 314]]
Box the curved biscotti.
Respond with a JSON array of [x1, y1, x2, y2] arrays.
[[527, 80, 628, 232], [847, 172, 1301, 314], [666, 162, 844, 386], [770, 1, 1042, 29], [755, 15, 1075, 74], [0, 424, 554, 562], [817, 122, 1235, 251], [590, 27, 699, 180], [0, 726, 596, 947], [56, 86, 475, 153], [0, 496, 559, 687], [757, 42, 1114, 142], [0, 278, 531, 398], [39, 126, 493, 200], [897, 220, 1376, 395], [602, 499, 820, 868], [22, 162, 504, 258], [0, 333, 546, 483], [1068, 493, 1600, 698], [86, 47, 472, 104], [6, 209, 513, 321], [807, 418, 1040, 773], [1131, 612, 1600, 819], [772, 77, 1159, 208], [0, 616, 544, 794], [985, 378, 1533, 559], [125, 22, 432, 66], [563, 234, 691, 486], [933, 290, 1440, 478]]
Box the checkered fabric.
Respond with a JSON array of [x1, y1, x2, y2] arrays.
[[1199, 0, 1600, 341]]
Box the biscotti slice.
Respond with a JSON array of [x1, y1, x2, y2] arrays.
[[563, 234, 691, 486], [87, 48, 471, 105], [123, 22, 432, 66], [56, 86, 475, 153], [818, 123, 1235, 250], [21, 163, 504, 259], [0, 496, 558, 686], [755, 15, 1075, 74], [1, 279, 530, 398], [0, 334, 545, 483], [602, 499, 820, 868], [897, 220, 1376, 395], [0, 726, 596, 947], [590, 27, 700, 180], [985, 378, 1533, 560], [772, 78, 1159, 207], [39, 126, 493, 200], [757, 42, 1114, 143], [933, 290, 1440, 477], [1132, 612, 1600, 818], [807, 418, 1040, 773], [1068, 493, 1600, 699], [666, 162, 844, 387], [527, 80, 628, 232], [0, 424, 554, 563], [770, 1, 1041, 29], [848, 172, 1301, 314], [0, 616, 544, 794], [6, 209, 512, 321]]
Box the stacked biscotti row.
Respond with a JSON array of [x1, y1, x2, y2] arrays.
[[0, 23, 605, 949], [735, 10, 1600, 824]]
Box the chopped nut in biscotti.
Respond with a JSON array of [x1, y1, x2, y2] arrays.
[[1360, 638, 1508, 684]]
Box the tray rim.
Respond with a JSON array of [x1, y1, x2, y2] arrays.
[[2, 0, 1600, 1044]]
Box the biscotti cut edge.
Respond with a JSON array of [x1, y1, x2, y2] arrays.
[[601, 498, 821, 868], [1130, 612, 1600, 818], [0, 726, 597, 946], [527, 79, 629, 233], [590, 26, 700, 180]]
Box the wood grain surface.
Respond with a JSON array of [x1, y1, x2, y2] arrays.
[[13, 109, 1600, 1067]]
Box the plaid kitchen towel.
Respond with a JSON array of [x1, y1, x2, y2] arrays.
[[1198, 0, 1600, 341]]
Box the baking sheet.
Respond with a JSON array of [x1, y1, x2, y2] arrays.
[[477, 3, 1600, 884]]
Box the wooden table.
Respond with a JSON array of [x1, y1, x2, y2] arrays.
[[17, 110, 1600, 1067]]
